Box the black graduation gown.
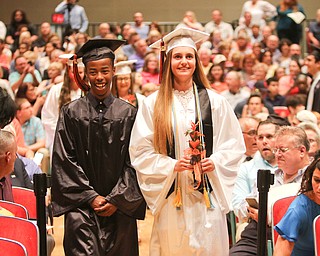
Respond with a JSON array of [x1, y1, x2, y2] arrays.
[[52, 92, 146, 256]]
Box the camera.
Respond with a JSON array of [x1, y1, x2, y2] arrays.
[[28, 61, 34, 66]]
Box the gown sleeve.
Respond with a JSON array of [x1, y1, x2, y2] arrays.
[[51, 105, 99, 216], [129, 94, 178, 215]]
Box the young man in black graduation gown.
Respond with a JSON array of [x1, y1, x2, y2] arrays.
[[51, 39, 146, 256]]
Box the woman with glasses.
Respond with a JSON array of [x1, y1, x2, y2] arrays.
[[111, 60, 145, 107]]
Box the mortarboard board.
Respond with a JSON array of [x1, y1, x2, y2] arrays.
[[59, 53, 84, 67], [76, 39, 126, 64], [114, 60, 137, 75], [149, 27, 209, 54]]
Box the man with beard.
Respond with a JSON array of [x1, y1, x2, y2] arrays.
[[232, 119, 279, 225], [51, 39, 146, 256]]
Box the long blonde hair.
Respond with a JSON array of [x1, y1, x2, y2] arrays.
[[153, 49, 211, 154]]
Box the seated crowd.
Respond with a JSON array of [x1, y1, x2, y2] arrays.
[[0, 4, 320, 255]]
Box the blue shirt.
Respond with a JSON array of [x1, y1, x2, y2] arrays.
[[21, 116, 45, 146], [55, 1, 88, 32], [9, 70, 42, 88], [275, 194, 320, 256], [232, 151, 278, 220]]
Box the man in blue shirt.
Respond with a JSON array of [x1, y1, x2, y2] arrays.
[[55, 0, 89, 34]]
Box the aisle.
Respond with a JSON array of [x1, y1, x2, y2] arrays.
[[51, 209, 154, 256]]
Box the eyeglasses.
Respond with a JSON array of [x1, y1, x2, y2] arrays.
[[242, 130, 257, 136], [117, 77, 130, 82], [272, 146, 299, 154]]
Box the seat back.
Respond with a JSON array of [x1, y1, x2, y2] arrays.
[[271, 196, 296, 246], [0, 237, 27, 256], [0, 216, 39, 256], [12, 186, 37, 219], [314, 215, 320, 256], [0, 200, 28, 219]]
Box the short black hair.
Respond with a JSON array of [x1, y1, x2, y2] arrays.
[[266, 77, 278, 85]]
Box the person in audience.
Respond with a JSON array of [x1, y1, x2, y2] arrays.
[[278, 58, 303, 95], [275, 0, 305, 44], [207, 63, 228, 93], [239, 0, 277, 28], [0, 130, 16, 201], [5, 9, 38, 53], [231, 124, 310, 256], [204, 9, 234, 42], [238, 117, 260, 161], [266, 35, 281, 64], [112, 60, 145, 107], [231, 118, 280, 249], [141, 51, 159, 85], [9, 56, 42, 92], [305, 50, 320, 113], [278, 38, 292, 69], [0, 39, 12, 70], [285, 94, 306, 125], [273, 152, 320, 256], [122, 32, 140, 59], [32, 22, 53, 50], [94, 22, 110, 39], [128, 38, 149, 71], [221, 70, 250, 110], [298, 122, 320, 159], [241, 92, 269, 119], [16, 82, 45, 117], [15, 98, 45, 153], [198, 47, 212, 75], [307, 9, 320, 50], [176, 10, 204, 31], [241, 53, 256, 84], [51, 38, 146, 256], [264, 77, 286, 107], [259, 48, 278, 79], [132, 12, 149, 39], [37, 61, 64, 96], [55, 0, 89, 34]]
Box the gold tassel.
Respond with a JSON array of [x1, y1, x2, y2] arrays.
[[174, 186, 182, 209], [203, 186, 211, 208]]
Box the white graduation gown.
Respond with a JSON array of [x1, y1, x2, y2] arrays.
[[129, 88, 245, 256]]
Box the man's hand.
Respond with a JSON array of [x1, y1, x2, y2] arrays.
[[90, 195, 117, 217], [247, 206, 259, 222]]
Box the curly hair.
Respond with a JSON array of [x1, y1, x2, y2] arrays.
[[299, 151, 320, 194], [0, 88, 16, 129]]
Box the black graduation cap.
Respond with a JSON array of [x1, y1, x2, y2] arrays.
[[76, 39, 126, 64]]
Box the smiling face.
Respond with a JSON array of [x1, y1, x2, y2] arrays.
[[171, 46, 196, 85], [86, 58, 114, 100], [116, 74, 131, 96]]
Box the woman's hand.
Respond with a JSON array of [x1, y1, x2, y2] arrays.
[[201, 158, 215, 173], [174, 155, 193, 172]]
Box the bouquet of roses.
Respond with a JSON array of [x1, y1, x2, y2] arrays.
[[184, 121, 206, 190]]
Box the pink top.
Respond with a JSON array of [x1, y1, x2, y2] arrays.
[[141, 71, 159, 85]]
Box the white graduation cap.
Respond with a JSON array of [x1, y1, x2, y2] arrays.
[[59, 53, 84, 67], [114, 60, 137, 75], [149, 27, 209, 54]]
